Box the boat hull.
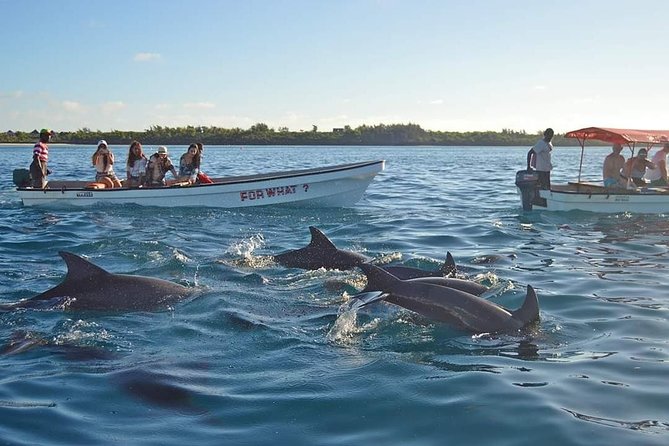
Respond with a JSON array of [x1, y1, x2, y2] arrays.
[[17, 160, 385, 209], [530, 187, 669, 213]]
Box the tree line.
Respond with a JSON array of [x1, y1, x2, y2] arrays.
[[1, 123, 583, 146]]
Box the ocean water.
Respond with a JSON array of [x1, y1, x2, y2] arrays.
[[0, 144, 667, 445]]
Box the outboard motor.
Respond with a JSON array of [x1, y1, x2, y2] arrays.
[[515, 148, 539, 211], [12, 169, 31, 188], [515, 169, 539, 211]]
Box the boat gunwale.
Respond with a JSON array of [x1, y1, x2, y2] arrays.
[[549, 183, 669, 196]]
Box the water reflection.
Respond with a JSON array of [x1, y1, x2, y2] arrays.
[[563, 408, 669, 433], [592, 214, 669, 244]]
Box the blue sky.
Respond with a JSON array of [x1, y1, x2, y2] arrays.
[[2, 0, 668, 133]]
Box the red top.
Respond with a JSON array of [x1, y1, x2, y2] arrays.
[[33, 142, 49, 162], [565, 127, 669, 145]]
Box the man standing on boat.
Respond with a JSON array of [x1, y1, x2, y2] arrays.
[[29, 128, 54, 189], [531, 128, 554, 190]]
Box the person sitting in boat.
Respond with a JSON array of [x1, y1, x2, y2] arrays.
[[177, 143, 201, 184], [125, 140, 148, 188], [92, 140, 121, 187], [622, 148, 655, 187], [146, 146, 178, 187], [644, 143, 669, 187], [602, 143, 626, 188]]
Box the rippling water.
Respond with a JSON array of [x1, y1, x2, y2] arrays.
[[0, 144, 668, 445]]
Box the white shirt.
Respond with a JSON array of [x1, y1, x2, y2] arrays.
[[127, 158, 147, 178], [644, 150, 666, 181], [532, 139, 553, 172]]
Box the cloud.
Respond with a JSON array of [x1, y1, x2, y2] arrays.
[[429, 99, 444, 105], [62, 100, 84, 112], [134, 52, 161, 62], [183, 102, 216, 109], [101, 101, 126, 113], [0, 90, 24, 99]]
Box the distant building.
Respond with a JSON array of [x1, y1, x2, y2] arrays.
[[30, 129, 39, 137], [332, 128, 344, 133], [6, 130, 15, 136]]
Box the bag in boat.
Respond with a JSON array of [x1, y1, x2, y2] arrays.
[[197, 172, 214, 184]]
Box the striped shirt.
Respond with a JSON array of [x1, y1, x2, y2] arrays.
[[33, 142, 49, 162]]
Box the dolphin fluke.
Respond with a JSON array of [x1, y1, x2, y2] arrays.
[[511, 285, 540, 326]]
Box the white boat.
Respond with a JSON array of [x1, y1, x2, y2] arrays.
[[16, 160, 385, 208], [515, 127, 669, 213]]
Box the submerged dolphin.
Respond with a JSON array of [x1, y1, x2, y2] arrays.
[[382, 252, 457, 279], [1, 251, 194, 312], [0, 330, 117, 360], [114, 368, 203, 413], [272, 226, 370, 270], [363, 273, 488, 296], [357, 263, 539, 334]]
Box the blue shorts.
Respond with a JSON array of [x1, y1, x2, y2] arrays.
[[603, 178, 619, 188]]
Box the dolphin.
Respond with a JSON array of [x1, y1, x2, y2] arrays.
[[356, 263, 539, 334], [1, 251, 194, 312], [273, 226, 460, 277], [382, 252, 457, 279], [114, 368, 203, 413], [362, 274, 488, 296], [0, 330, 118, 360], [272, 226, 370, 270]]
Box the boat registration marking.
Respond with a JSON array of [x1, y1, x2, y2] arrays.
[[76, 192, 94, 198]]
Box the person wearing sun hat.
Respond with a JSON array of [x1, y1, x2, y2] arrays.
[[146, 146, 178, 186], [29, 128, 54, 188]]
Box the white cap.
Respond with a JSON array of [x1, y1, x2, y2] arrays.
[[97, 140, 108, 148], [157, 146, 168, 154]]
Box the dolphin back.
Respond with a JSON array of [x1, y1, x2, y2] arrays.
[[274, 226, 369, 270], [22, 251, 193, 312]]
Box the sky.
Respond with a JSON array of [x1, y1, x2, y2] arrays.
[[2, 0, 669, 134]]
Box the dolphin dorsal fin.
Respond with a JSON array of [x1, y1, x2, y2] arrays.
[[59, 251, 110, 282], [511, 285, 540, 325], [308, 226, 338, 251], [442, 252, 457, 277]]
